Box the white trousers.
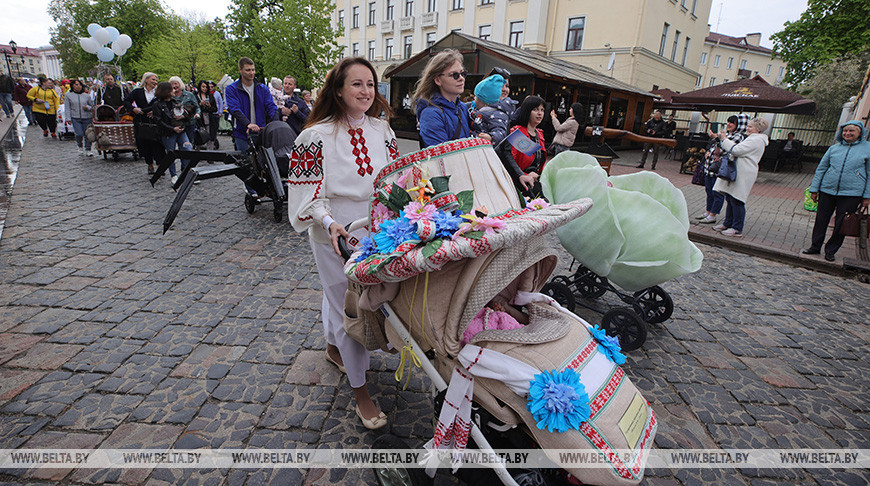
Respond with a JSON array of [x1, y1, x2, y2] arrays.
[[310, 237, 370, 388]]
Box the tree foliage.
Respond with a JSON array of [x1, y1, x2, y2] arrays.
[[771, 0, 870, 87], [134, 21, 231, 84], [48, 0, 176, 80], [800, 51, 870, 124], [225, 0, 342, 89]]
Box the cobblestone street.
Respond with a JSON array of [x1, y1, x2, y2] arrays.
[[0, 125, 868, 485]]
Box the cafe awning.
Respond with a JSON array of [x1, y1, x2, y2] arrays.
[[669, 76, 816, 115]]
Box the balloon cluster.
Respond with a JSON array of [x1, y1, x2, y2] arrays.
[[78, 24, 133, 63]]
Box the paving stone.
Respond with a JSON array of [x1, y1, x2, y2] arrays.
[[13, 266, 75, 285], [174, 302, 235, 327], [285, 349, 343, 387], [203, 318, 265, 346], [0, 334, 44, 364], [744, 404, 811, 426], [268, 308, 319, 333], [96, 354, 182, 395], [44, 275, 100, 291], [261, 384, 336, 431], [62, 338, 144, 373], [211, 362, 285, 403], [282, 288, 322, 310], [648, 352, 715, 385], [52, 393, 143, 430], [674, 383, 755, 426], [129, 377, 210, 424], [0, 306, 44, 332], [167, 274, 225, 294], [79, 298, 144, 323], [177, 401, 264, 448], [199, 283, 254, 305], [44, 321, 113, 345], [240, 330, 301, 365], [4, 343, 84, 370], [1, 371, 104, 416], [825, 428, 870, 449], [682, 341, 747, 369], [141, 291, 204, 314], [169, 344, 246, 380], [139, 325, 211, 357], [778, 388, 870, 430], [11, 307, 87, 334], [0, 415, 51, 448], [68, 423, 185, 485], [738, 357, 816, 389], [0, 369, 47, 403], [709, 368, 788, 405], [710, 331, 776, 358], [15, 430, 105, 482], [227, 294, 283, 320], [805, 374, 870, 413], [106, 312, 174, 340], [116, 279, 175, 302], [760, 422, 838, 449], [651, 403, 718, 449], [775, 347, 845, 378]]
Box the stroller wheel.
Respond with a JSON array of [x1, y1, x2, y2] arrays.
[[601, 307, 646, 351], [632, 285, 674, 324], [541, 281, 575, 312], [574, 268, 608, 299], [372, 434, 433, 486], [244, 193, 256, 214]]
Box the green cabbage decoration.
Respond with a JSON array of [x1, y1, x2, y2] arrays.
[[541, 151, 702, 291]]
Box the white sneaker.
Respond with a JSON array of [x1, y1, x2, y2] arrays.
[[721, 228, 742, 237], [86, 148, 94, 157], [77, 146, 85, 155], [699, 215, 717, 224], [694, 213, 708, 220], [712, 224, 728, 232], [170, 175, 178, 185]]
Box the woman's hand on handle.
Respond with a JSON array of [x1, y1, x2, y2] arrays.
[[518, 173, 537, 191], [329, 222, 351, 256], [810, 192, 818, 203]]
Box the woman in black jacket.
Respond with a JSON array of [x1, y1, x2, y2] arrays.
[[151, 82, 193, 184], [195, 80, 217, 149], [123, 72, 163, 175]]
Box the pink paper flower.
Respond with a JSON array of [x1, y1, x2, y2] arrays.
[[404, 201, 437, 222], [455, 214, 507, 236], [372, 201, 395, 231], [527, 198, 550, 210]]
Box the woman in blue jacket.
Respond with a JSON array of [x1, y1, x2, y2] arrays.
[[412, 49, 472, 148], [804, 120, 870, 261]]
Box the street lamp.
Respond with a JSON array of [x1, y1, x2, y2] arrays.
[[2, 40, 17, 77]]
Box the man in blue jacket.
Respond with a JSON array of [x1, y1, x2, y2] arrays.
[[225, 57, 278, 153]]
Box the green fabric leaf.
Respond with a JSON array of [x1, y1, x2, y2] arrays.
[[421, 239, 443, 258], [457, 190, 475, 213], [386, 183, 412, 213], [462, 231, 484, 240], [430, 176, 451, 193]]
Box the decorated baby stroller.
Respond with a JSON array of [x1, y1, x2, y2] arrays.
[[538, 151, 703, 352], [152, 120, 296, 232], [340, 139, 657, 486]]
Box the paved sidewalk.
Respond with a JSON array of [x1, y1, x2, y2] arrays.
[[0, 131, 867, 485]]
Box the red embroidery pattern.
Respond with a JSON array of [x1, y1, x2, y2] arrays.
[[565, 339, 598, 370], [288, 140, 324, 181], [589, 367, 624, 418], [348, 128, 373, 177], [375, 138, 492, 184], [579, 422, 634, 479], [386, 138, 400, 161]]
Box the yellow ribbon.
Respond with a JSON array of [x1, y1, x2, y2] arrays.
[[395, 344, 422, 390]]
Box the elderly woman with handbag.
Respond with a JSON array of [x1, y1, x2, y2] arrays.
[[803, 121, 870, 261], [711, 117, 769, 237], [695, 114, 748, 224]]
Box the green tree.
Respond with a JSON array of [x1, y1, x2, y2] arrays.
[[135, 21, 230, 84], [771, 0, 870, 87], [225, 0, 342, 89], [800, 52, 870, 123], [48, 0, 176, 80]]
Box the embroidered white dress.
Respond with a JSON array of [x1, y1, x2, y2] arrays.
[[288, 116, 400, 387]]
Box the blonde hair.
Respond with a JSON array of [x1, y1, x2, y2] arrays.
[[411, 49, 464, 109], [140, 72, 157, 85], [168, 76, 184, 87], [750, 117, 769, 133]]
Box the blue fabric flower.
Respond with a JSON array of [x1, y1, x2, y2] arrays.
[[526, 368, 590, 433], [372, 216, 419, 254], [589, 326, 626, 365], [432, 210, 464, 239], [354, 236, 378, 262]]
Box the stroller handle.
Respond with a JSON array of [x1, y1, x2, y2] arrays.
[[337, 218, 369, 262]]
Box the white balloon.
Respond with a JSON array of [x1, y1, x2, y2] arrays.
[[97, 47, 114, 63], [93, 28, 111, 46], [115, 34, 132, 50], [87, 23, 102, 36], [111, 42, 125, 56], [105, 26, 120, 42], [79, 37, 99, 54]]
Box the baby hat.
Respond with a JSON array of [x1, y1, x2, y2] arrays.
[[474, 74, 506, 105]]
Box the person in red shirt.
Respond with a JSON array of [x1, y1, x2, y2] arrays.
[[500, 95, 547, 199]]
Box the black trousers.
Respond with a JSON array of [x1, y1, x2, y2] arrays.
[[810, 192, 862, 256], [34, 111, 57, 133]]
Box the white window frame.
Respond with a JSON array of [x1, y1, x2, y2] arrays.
[[427, 0, 436, 12], [385, 37, 393, 59], [451, 0, 463, 10], [709, 77, 716, 87], [509, 21, 524, 48], [337, 10, 344, 29], [740, 59, 748, 70], [405, 0, 414, 17], [700, 52, 707, 65], [352, 6, 359, 28], [368, 40, 376, 60], [659, 23, 669, 57], [352, 42, 360, 56], [713, 54, 720, 67], [386, 0, 394, 20], [681, 37, 690, 66], [671, 30, 680, 61], [566, 17, 585, 51], [478, 24, 492, 41], [403, 35, 413, 58], [726, 57, 734, 70], [765, 64, 772, 75], [368, 2, 376, 25], [426, 32, 436, 47], [695, 75, 702, 87]]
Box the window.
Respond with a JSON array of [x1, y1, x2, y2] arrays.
[[368, 40, 376, 60], [509, 21, 524, 48], [681, 37, 690, 66], [739, 59, 747, 70], [691, 0, 697, 14], [481, 0, 492, 4], [427, 0, 436, 12], [700, 52, 707, 65], [566, 17, 585, 51], [386, 0, 394, 20], [680, 0, 686, 7], [385, 38, 393, 59], [479, 24, 492, 41], [765, 64, 772, 75], [713, 54, 720, 67], [726, 57, 733, 70], [695, 76, 702, 87], [405, 0, 413, 17], [352, 6, 359, 28], [671, 30, 680, 61], [778, 66, 785, 79], [659, 23, 669, 56], [723, 79, 729, 83], [337, 10, 344, 29], [709, 77, 716, 87], [352, 42, 360, 56], [368, 2, 376, 25], [452, 0, 463, 9], [426, 32, 436, 47], [404, 35, 413, 58]]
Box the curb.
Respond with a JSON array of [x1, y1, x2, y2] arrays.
[[1, 106, 22, 143], [688, 229, 845, 277]]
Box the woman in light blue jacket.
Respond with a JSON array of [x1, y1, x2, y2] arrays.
[[64, 79, 93, 156], [804, 120, 870, 261]]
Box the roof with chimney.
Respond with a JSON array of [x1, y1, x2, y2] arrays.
[[0, 44, 42, 58], [705, 32, 774, 55]]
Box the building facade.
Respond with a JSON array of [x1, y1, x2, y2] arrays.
[[0, 44, 42, 78], [697, 31, 788, 89], [36, 46, 64, 80], [333, 0, 714, 93]]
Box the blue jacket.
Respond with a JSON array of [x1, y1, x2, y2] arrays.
[[283, 93, 310, 135], [416, 93, 471, 148], [225, 79, 278, 139], [810, 120, 870, 198], [473, 97, 517, 146]]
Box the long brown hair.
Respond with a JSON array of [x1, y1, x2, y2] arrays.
[[411, 49, 463, 109], [306, 57, 392, 128]]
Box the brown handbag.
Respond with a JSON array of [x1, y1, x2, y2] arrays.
[[840, 206, 869, 237]]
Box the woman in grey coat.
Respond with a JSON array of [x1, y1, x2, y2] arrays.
[[64, 79, 94, 156]]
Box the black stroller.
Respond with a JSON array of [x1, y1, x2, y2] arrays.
[[151, 121, 296, 233]]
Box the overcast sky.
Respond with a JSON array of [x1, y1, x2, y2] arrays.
[[3, 0, 807, 52]]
